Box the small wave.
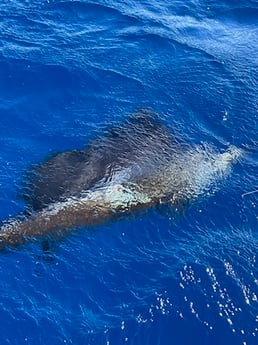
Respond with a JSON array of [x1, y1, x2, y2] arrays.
[[46, 1, 140, 25]]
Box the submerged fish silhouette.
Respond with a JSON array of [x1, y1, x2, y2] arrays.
[[0, 111, 242, 250]]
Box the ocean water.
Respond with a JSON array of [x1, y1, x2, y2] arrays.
[[0, 0, 257, 344]]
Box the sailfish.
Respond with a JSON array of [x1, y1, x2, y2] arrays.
[[0, 111, 242, 250]]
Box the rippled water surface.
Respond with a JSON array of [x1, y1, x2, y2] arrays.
[[0, 0, 257, 344]]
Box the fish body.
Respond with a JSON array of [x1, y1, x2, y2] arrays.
[[0, 112, 242, 250]]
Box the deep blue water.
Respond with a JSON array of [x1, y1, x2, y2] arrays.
[[0, 0, 257, 344]]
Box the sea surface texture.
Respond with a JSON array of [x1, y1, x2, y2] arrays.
[[0, 0, 257, 344]]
